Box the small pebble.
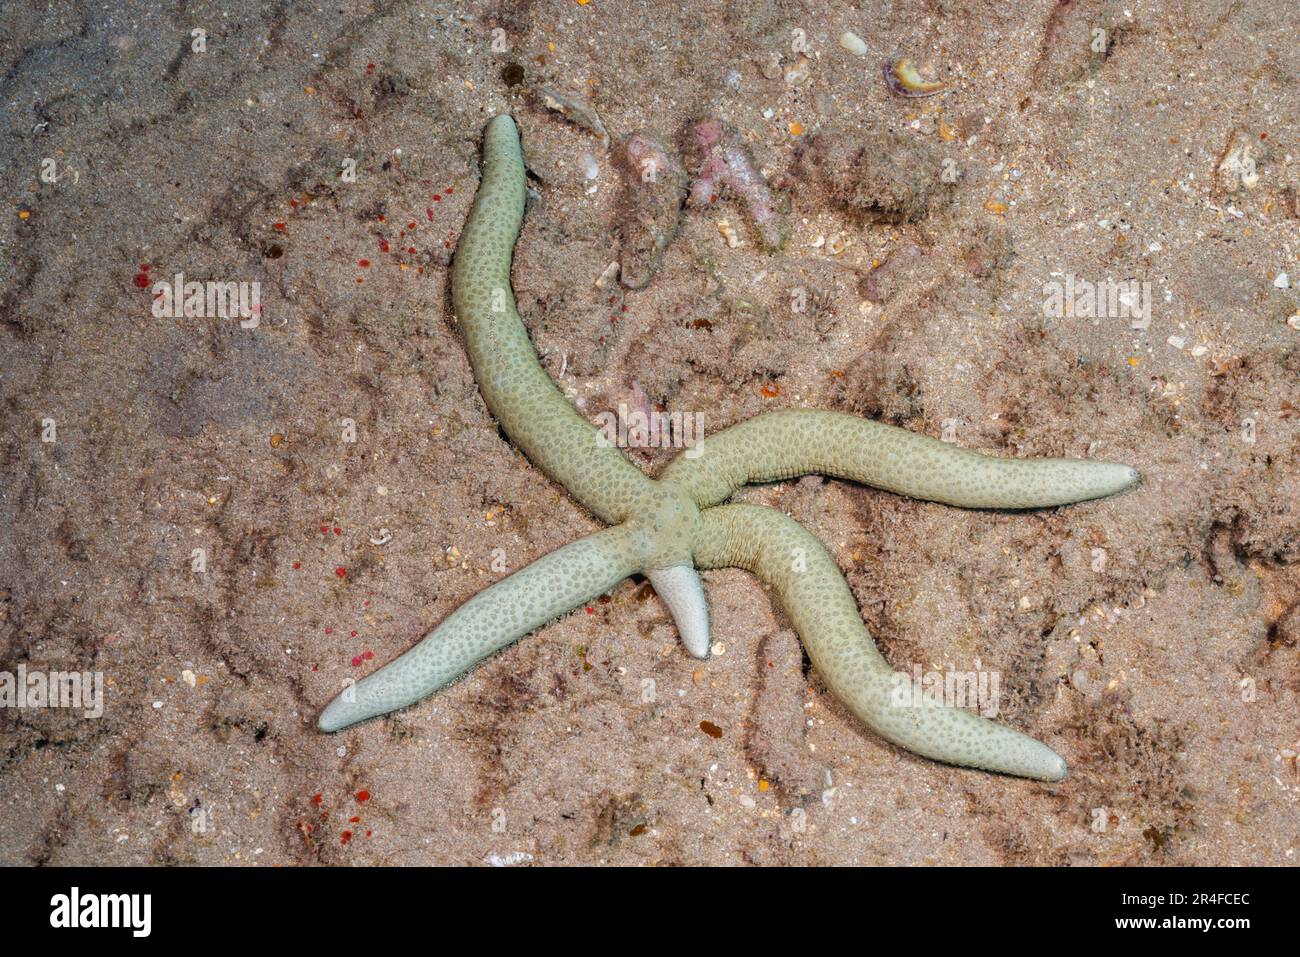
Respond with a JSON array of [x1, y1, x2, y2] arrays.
[[839, 31, 868, 56], [594, 261, 619, 288]]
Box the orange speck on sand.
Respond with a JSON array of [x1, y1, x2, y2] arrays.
[[983, 199, 1008, 215], [760, 384, 781, 398], [788, 121, 804, 136], [1127, 357, 1141, 367], [18, 210, 30, 220]]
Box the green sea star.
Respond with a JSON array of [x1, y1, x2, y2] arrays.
[[318, 115, 1140, 781]]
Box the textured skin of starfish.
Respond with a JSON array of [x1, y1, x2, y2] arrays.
[[318, 115, 1141, 781]]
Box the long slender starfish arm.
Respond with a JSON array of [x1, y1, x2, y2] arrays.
[[451, 114, 655, 524], [318, 524, 643, 731], [661, 409, 1140, 510], [693, 503, 1069, 781]]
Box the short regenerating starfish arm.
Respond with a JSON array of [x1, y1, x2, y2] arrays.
[[318, 524, 642, 731], [693, 503, 1069, 781], [452, 114, 655, 524], [645, 565, 711, 658], [661, 409, 1139, 509]]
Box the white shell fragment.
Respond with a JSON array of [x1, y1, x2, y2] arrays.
[[839, 31, 868, 56]]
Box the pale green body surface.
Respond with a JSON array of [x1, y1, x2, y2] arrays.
[[319, 115, 1140, 782]]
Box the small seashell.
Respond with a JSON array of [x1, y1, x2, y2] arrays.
[[485, 851, 534, 867], [839, 31, 868, 57], [1217, 132, 1260, 192], [538, 88, 608, 146], [369, 528, 392, 546], [882, 58, 949, 97], [716, 219, 741, 248]]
